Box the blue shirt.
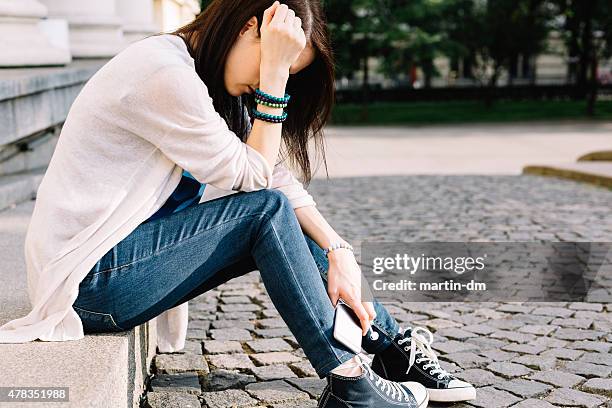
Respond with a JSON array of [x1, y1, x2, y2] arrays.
[[145, 169, 206, 223]]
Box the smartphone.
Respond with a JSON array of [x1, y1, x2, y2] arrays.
[[333, 300, 363, 354]]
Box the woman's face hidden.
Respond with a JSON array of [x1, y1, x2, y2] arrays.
[[224, 16, 315, 97]]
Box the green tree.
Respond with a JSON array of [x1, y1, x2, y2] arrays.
[[474, 0, 550, 87], [378, 0, 551, 93], [553, 0, 612, 115], [322, 0, 362, 81], [377, 0, 448, 88], [438, 0, 482, 81], [435, 0, 552, 106], [325, 0, 389, 117]]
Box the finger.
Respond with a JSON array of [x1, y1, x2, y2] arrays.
[[345, 296, 370, 336], [263, 1, 279, 25], [328, 287, 339, 307], [293, 16, 302, 29], [351, 301, 371, 336], [284, 8, 295, 24], [363, 302, 376, 322], [271, 3, 288, 25]]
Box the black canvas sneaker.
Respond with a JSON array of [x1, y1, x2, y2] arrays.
[[318, 355, 429, 408], [371, 327, 476, 402]]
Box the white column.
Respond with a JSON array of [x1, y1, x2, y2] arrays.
[[0, 0, 71, 66], [180, 0, 200, 24], [153, 0, 199, 32], [40, 0, 124, 58], [116, 0, 158, 44]]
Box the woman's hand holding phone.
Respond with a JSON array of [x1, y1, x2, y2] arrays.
[[327, 249, 377, 336]]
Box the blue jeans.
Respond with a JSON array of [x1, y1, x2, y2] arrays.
[[73, 189, 400, 377]]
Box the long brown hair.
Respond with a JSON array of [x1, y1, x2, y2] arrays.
[[172, 0, 333, 184]]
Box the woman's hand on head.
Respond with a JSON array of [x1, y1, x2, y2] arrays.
[[326, 249, 377, 336], [260, 1, 307, 78]]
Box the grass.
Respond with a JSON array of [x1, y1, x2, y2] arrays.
[[330, 99, 612, 125]]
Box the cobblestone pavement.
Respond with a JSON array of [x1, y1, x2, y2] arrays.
[[143, 175, 612, 408]]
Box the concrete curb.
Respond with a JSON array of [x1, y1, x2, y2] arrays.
[[578, 150, 612, 161], [523, 162, 612, 189]]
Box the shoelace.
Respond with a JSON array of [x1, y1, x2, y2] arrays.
[[340, 354, 412, 402], [397, 326, 451, 380]]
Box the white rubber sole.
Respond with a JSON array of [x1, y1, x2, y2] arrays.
[[428, 386, 476, 402], [402, 381, 430, 408], [418, 392, 429, 408]]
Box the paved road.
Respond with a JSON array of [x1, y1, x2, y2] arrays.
[[313, 122, 612, 177], [144, 174, 612, 408]]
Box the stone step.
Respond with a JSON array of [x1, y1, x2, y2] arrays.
[[0, 60, 105, 146], [523, 162, 612, 189], [0, 199, 156, 408], [0, 168, 45, 212]]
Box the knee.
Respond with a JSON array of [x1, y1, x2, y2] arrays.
[[251, 188, 293, 215], [250, 189, 301, 237], [251, 190, 328, 273]]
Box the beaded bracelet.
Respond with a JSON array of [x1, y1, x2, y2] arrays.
[[255, 94, 289, 105], [323, 242, 354, 257], [254, 97, 288, 109], [255, 88, 291, 104], [255, 93, 289, 107], [251, 108, 288, 123]]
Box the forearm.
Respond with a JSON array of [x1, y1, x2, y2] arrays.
[[296, 204, 374, 333], [245, 69, 288, 170], [294, 205, 351, 257]]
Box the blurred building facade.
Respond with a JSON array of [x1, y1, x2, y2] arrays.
[[0, 0, 200, 186], [0, 0, 200, 65]]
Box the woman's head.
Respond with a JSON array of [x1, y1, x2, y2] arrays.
[[223, 11, 316, 98], [173, 0, 333, 183]]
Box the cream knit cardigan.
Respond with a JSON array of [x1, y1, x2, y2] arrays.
[[0, 34, 316, 351]]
